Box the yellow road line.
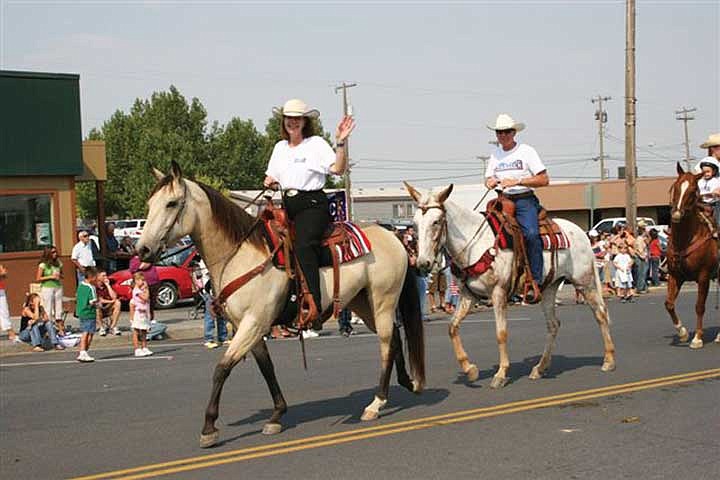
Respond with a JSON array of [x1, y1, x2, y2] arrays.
[[70, 368, 720, 480]]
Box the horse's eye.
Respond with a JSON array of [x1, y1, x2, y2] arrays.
[[166, 201, 178, 209], [432, 220, 440, 226]]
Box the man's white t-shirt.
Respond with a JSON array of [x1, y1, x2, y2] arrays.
[[698, 176, 720, 204], [71, 241, 95, 267], [266, 136, 336, 191], [485, 143, 546, 195]]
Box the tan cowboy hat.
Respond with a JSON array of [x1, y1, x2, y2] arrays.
[[487, 113, 525, 132], [699, 133, 720, 149], [273, 98, 320, 118]]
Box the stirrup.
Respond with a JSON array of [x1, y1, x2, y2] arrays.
[[523, 281, 543, 304]]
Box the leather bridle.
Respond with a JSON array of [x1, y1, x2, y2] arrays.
[[417, 203, 448, 269], [155, 180, 188, 253]]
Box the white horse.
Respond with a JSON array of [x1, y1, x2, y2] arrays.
[[405, 183, 616, 388], [137, 162, 425, 448]]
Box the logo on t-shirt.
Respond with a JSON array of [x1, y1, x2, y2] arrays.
[[496, 159, 524, 172], [293, 157, 307, 163]]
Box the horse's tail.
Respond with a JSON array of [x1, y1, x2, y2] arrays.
[[398, 266, 426, 390]]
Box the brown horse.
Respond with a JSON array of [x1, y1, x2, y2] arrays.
[[665, 162, 719, 348]]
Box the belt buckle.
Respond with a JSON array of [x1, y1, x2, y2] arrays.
[[286, 189, 298, 197]]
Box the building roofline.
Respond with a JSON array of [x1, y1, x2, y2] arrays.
[[0, 69, 80, 80]]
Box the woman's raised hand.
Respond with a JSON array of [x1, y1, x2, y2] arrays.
[[335, 116, 356, 143]]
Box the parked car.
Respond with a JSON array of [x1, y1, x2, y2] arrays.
[[113, 219, 147, 239], [108, 245, 200, 309], [590, 217, 655, 235]]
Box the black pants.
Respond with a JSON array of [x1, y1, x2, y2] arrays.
[[284, 190, 330, 315]]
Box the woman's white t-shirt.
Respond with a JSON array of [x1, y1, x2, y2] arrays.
[[485, 143, 546, 195], [698, 176, 720, 204], [266, 136, 336, 191]]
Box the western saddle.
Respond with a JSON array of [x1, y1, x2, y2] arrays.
[[486, 193, 564, 303]]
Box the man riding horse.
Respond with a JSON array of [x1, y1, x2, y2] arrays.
[[484, 114, 549, 303]]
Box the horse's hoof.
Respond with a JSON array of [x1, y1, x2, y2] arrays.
[[199, 430, 219, 448], [689, 337, 704, 349], [466, 364, 479, 382], [489, 376, 508, 389], [411, 379, 424, 394], [714, 333, 720, 344], [262, 423, 283, 435], [529, 366, 543, 380], [677, 326, 690, 343], [601, 361, 616, 372], [361, 409, 379, 421]]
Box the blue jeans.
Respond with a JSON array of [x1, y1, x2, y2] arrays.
[[19, 321, 59, 347], [203, 293, 227, 342], [513, 194, 543, 284], [649, 257, 660, 285], [635, 256, 648, 292], [416, 275, 427, 319], [338, 308, 352, 332]]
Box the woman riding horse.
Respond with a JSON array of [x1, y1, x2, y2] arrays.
[[263, 99, 355, 331]]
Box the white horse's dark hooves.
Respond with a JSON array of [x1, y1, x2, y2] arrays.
[[489, 376, 508, 389], [262, 423, 283, 435], [466, 364, 480, 382], [199, 431, 219, 448]]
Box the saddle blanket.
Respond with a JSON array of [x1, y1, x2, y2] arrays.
[[263, 221, 372, 268], [485, 212, 570, 251]]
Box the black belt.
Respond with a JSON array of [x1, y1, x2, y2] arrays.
[[283, 189, 323, 198], [505, 191, 534, 200]]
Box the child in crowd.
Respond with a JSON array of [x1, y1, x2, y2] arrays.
[[613, 244, 634, 303], [447, 275, 460, 314], [18, 292, 64, 351], [76, 267, 99, 362], [0, 264, 18, 342], [130, 272, 153, 357]]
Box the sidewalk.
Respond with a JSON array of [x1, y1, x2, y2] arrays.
[[0, 283, 674, 357]]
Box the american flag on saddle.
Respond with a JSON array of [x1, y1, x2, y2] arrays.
[[330, 222, 373, 263]]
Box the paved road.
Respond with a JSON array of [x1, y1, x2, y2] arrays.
[[1, 290, 718, 480]]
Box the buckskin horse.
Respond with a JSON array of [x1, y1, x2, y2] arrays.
[[665, 163, 720, 348], [136, 162, 425, 448], [405, 182, 616, 388]]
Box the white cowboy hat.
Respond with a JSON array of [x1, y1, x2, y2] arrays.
[[273, 98, 320, 118], [588, 229, 599, 237], [487, 113, 525, 132], [699, 132, 720, 149]]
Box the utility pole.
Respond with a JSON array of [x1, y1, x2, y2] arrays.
[[675, 106, 697, 171], [335, 82, 357, 220], [591, 95, 611, 180], [624, 0, 637, 231], [476, 155, 490, 175]]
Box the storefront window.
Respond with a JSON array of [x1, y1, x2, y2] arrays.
[[0, 194, 54, 253]]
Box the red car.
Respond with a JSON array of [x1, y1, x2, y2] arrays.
[[109, 246, 200, 309]]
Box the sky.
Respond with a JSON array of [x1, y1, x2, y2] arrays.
[[2, 0, 718, 189]]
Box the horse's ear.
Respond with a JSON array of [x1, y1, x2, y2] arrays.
[[438, 184, 454, 203], [676, 162, 685, 175], [403, 181, 422, 203], [152, 167, 164, 181], [170, 160, 183, 180]]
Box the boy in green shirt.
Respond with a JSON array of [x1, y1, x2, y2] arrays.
[[76, 267, 99, 362]]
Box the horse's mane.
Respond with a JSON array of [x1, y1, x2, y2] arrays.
[[151, 175, 265, 250], [195, 182, 266, 250]]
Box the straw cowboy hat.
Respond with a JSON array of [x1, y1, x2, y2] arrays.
[[699, 133, 720, 149], [273, 99, 320, 118], [487, 113, 525, 132]]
